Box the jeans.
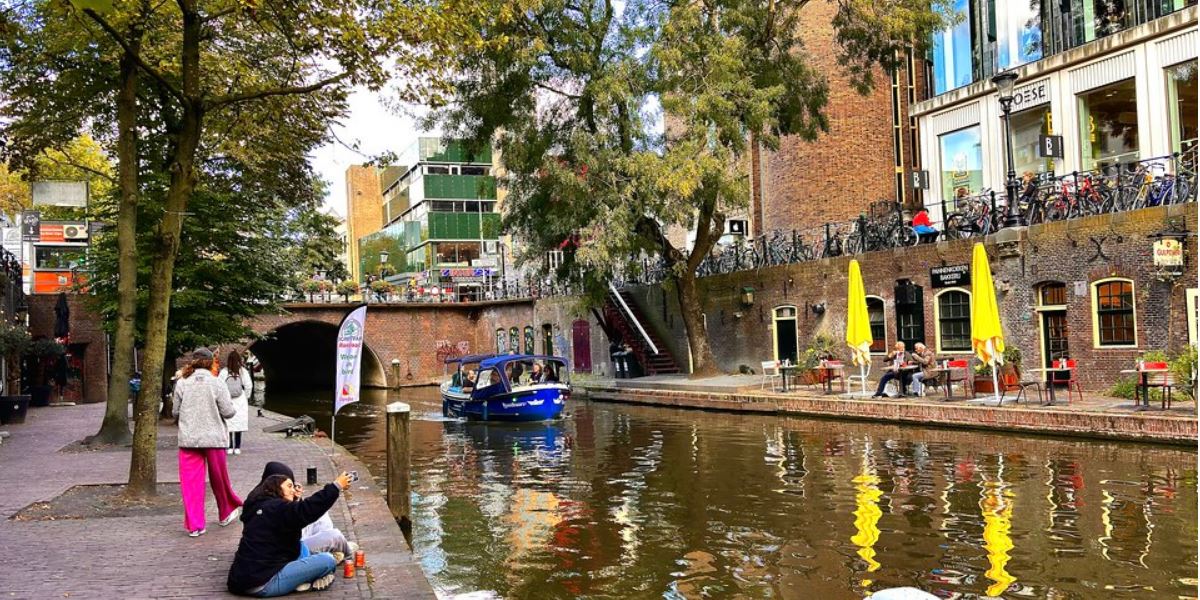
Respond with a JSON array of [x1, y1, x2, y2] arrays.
[[873, 371, 909, 397], [178, 448, 242, 533], [253, 553, 337, 597], [229, 431, 242, 449], [911, 372, 927, 395]]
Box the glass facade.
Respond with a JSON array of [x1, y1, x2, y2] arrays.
[[1167, 60, 1198, 154], [939, 125, 984, 202], [1078, 78, 1139, 170], [1011, 104, 1056, 176], [996, 1, 1042, 70]]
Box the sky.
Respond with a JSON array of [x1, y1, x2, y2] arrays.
[[309, 87, 427, 218]]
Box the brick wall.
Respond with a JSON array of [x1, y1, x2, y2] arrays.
[[27, 294, 108, 404], [345, 165, 385, 283], [625, 204, 1198, 391], [757, 2, 917, 233]]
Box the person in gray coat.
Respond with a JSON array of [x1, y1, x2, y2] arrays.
[[173, 347, 243, 537]]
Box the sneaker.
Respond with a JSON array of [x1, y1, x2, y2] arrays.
[[219, 507, 241, 527], [312, 573, 336, 591], [226, 448, 233, 455], [233, 448, 241, 455], [294, 583, 312, 592], [188, 529, 206, 537]]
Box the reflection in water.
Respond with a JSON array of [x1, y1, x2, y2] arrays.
[[264, 387, 1199, 599]]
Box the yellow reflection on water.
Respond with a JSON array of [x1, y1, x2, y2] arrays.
[[851, 449, 883, 588], [980, 460, 1016, 598]]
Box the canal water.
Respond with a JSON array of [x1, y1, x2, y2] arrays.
[[264, 387, 1198, 599]]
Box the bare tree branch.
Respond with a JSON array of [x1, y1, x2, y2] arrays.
[[207, 73, 348, 110]]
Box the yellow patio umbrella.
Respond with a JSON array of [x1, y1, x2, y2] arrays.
[[846, 260, 873, 395], [970, 243, 1005, 405]]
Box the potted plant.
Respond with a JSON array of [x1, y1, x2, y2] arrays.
[[973, 347, 1022, 393], [300, 279, 322, 302], [370, 279, 394, 302], [25, 338, 65, 407], [0, 323, 31, 423], [796, 333, 837, 385], [336, 280, 359, 303]]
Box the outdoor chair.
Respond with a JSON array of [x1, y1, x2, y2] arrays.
[[1001, 362, 1043, 406], [1137, 361, 1172, 409], [846, 360, 871, 393], [760, 361, 781, 392], [1050, 359, 1084, 404], [822, 360, 848, 393], [941, 359, 973, 399]]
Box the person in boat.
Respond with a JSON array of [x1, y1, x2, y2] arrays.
[[450, 369, 464, 389], [529, 363, 544, 383], [543, 363, 560, 383]]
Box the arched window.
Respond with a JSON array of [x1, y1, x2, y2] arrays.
[[495, 328, 507, 353], [866, 296, 886, 353], [935, 288, 971, 353], [509, 327, 520, 354], [524, 326, 535, 354], [1092, 278, 1137, 347]]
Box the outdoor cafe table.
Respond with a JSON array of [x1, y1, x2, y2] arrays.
[[816, 363, 846, 395], [1119, 367, 1169, 410], [779, 363, 799, 392], [1026, 366, 1073, 406], [897, 364, 920, 396], [929, 366, 968, 400]]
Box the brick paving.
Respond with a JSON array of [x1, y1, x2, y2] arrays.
[[0, 402, 435, 599], [581, 374, 1198, 444]]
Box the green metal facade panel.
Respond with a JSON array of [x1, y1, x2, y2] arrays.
[[422, 175, 497, 200], [423, 139, 492, 163]]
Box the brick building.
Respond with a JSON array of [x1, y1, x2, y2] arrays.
[[345, 165, 386, 283], [27, 294, 107, 404], [750, 1, 923, 237], [555, 204, 1197, 391]]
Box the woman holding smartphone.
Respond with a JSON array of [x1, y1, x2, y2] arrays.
[[227, 471, 352, 597]]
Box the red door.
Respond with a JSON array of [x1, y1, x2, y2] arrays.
[[571, 319, 592, 373]]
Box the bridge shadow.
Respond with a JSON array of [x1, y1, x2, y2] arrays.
[[250, 320, 388, 390]]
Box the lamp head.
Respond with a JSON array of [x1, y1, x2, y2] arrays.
[[379, 250, 390, 264], [991, 71, 1018, 103]]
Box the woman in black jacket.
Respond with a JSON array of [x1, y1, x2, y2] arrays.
[[227, 472, 351, 596]]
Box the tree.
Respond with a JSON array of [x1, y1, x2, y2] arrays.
[[429, 0, 947, 376], [285, 196, 350, 284]]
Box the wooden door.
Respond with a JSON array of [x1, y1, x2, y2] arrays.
[[571, 319, 592, 372]]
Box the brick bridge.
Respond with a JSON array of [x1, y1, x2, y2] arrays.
[[246, 301, 534, 389]]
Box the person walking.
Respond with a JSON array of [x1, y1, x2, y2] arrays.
[[173, 347, 243, 537], [220, 350, 253, 455]]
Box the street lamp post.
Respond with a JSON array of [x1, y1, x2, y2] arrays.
[[991, 70, 1024, 228], [378, 250, 390, 303]]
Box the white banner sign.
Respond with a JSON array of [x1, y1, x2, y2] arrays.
[[334, 305, 367, 415], [32, 181, 88, 207]]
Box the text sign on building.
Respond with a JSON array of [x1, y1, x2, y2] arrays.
[[910, 170, 930, 190], [1038, 135, 1064, 158], [930, 264, 970, 288], [1010, 80, 1049, 110], [1153, 238, 1184, 267], [31, 181, 88, 207], [440, 268, 494, 278]]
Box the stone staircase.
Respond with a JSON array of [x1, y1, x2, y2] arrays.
[[603, 289, 680, 376]]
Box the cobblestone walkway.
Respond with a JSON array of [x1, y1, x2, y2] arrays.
[[0, 402, 434, 599]]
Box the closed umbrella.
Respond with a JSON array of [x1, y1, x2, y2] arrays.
[[53, 292, 70, 340], [970, 243, 1005, 405], [846, 260, 873, 395]]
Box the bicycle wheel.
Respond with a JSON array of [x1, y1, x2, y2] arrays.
[[893, 225, 919, 247], [943, 214, 971, 240], [845, 235, 864, 255], [1045, 196, 1069, 221]]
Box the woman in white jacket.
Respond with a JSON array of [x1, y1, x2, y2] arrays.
[[218, 350, 253, 455]]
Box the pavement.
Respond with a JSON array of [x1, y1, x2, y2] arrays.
[[578, 373, 1198, 444], [0, 401, 435, 599]]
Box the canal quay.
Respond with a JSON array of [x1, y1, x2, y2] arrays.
[[265, 385, 1198, 600]]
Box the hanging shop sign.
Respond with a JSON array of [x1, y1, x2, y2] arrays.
[[1153, 238, 1184, 267], [930, 264, 970, 288]]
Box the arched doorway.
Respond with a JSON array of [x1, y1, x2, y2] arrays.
[[249, 320, 388, 390], [772, 306, 798, 364]]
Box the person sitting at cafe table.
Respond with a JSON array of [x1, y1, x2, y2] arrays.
[[909, 342, 937, 397], [912, 210, 938, 243], [871, 341, 909, 398]]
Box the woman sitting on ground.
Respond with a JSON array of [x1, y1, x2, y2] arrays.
[[253, 462, 358, 562], [227, 471, 351, 597]]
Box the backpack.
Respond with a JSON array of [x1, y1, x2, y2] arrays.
[[225, 373, 244, 398]]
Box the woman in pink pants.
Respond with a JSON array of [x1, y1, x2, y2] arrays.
[[173, 347, 243, 536]]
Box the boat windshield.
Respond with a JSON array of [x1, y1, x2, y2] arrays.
[[506, 358, 566, 386]]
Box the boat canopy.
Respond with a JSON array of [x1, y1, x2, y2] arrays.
[[478, 354, 569, 370]]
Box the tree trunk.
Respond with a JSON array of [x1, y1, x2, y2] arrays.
[[89, 45, 140, 448], [676, 270, 718, 377]]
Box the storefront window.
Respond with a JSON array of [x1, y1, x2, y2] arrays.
[[434, 242, 482, 266], [996, 1, 1041, 70], [930, 0, 974, 95], [939, 125, 984, 203], [1078, 78, 1139, 170], [1011, 104, 1055, 176], [1167, 61, 1198, 154], [35, 246, 84, 270]]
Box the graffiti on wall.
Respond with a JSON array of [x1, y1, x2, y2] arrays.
[[435, 339, 471, 362]]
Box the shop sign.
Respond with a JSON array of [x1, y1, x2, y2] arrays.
[[930, 264, 970, 288], [1010, 80, 1049, 110], [472, 257, 497, 268], [1153, 238, 1184, 267], [440, 268, 494, 278], [20, 211, 39, 241]]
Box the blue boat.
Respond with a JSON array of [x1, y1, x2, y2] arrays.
[[440, 354, 571, 422]]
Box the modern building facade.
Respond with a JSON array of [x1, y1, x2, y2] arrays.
[[914, 2, 1197, 222], [357, 138, 501, 301]]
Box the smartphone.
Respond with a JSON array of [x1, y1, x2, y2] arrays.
[[348, 470, 359, 483]]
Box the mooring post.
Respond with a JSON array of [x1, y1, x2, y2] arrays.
[[386, 401, 411, 526]]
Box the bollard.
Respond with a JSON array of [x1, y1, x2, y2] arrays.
[[390, 359, 401, 388], [386, 402, 411, 527]]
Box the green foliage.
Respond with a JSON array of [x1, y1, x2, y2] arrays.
[[1171, 346, 1197, 396], [26, 338, 66, 358], [0, 324, 32, 357], [370, 279, 395, 296], [798, 334, 838, 370], [975, 346, 1023, 376], [336, 280, 360, 300], [1107, 378, 1139, 399], [301, 280, 324, 295]]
